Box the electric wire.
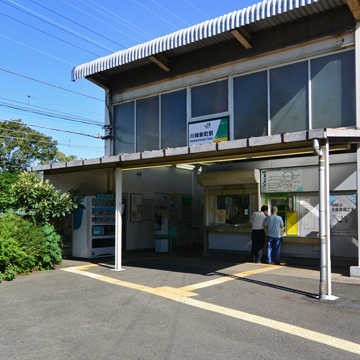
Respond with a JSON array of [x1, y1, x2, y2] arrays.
[[0, 124, 102, 144], [132, 0, 181, 30], [80, 0, 155, 39], [2, 0, 115, 53], [0, 11, 102, 57], [61, 0, 143, 43], [184, 0, 211, 19], [0, 96, 102, 124], [0, 68, 104, 102], [0, 87, 103, 117], [0, 108, 102, 130], [28, 0, 128, 50], [0, 102, 103, 127], [150, 0, 191, 26], [0, 134, 103, 150], [0, 119, 102, 139], [0, 34, 76, 66]]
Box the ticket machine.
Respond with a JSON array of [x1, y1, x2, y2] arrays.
[[155, 211, 169, 252]]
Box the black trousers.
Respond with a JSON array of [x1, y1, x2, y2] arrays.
[[252, 229, 265, 263]]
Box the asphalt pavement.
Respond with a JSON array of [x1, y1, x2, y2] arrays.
[[1, 251, 360, 360]]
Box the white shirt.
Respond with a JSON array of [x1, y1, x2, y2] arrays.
[[250, 211, 266, 230]]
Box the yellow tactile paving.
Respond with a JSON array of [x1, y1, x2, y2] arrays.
[[60, 263, 360, 355], [180, 264, 278, 291], [175, 298, 360, 355]]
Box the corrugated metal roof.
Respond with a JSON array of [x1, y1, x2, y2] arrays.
[[71, 0, 346, 81]]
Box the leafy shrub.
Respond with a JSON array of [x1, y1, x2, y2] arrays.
[[10, 171, 84, 227], [0, 213, 62, 282]]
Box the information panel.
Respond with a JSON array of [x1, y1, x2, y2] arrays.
[[261, 169, 303, 193], [188, 117, 228, 146]]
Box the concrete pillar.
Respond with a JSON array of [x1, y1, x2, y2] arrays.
[[350, 20, 360, 276], [114, 167, 124, 271]]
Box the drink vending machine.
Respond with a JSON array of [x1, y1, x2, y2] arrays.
[[155, 210, 169, 252], [72, 194, 115, 258]]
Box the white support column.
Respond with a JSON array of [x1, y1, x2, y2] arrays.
[[203, 187, 209, 253], [313, 140, 338, 299], [114, 167, 125, 271], [318, 145, 326, 300], [357, 145, 360, 268], [350, 145, 360, 276], [356, 22, 360, 129], [323, 141, 337, 299], [350, 21, 360, 276]]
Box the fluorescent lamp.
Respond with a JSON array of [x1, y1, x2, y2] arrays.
[[176, 164, 195, 170]]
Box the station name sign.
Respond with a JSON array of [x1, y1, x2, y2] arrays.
[[188, 117, 229, 146]]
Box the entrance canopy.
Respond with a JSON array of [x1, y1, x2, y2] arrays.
[[28, 128, 360, 174]]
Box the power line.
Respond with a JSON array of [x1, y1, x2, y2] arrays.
[[28, 0, 128, 50], [0, 96, 102, 124], [0, 134, 103, 150], [132, 0, 181, 30], [0, 34, 76, 66], [61, 0, 143, 43], [2, 0, 115, 53], [0, 87, 104, 117], [0, 102, 103, 127], [76, 0, 154, 40], [150, 0, 191, 26], [0, 119, 102, 139], [184, 0, 211, 19], [0, 67, 104, 102], [0, 11, 102, 57]]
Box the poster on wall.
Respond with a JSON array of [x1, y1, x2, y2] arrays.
[[154, 193, 168, 216], [329, 194, 357, 234], [130, 193, 143, 222], [169, 195, 181, 221], [143, 199, 154, 221], [188, 117, 228, 146], [261, 168, 303, 193], [298, 196, 319, 237], [181, 196, 192, 220]]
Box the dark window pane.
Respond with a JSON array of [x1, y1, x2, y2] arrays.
[[234, 71, 268, 139], [136, 96, 159, 152], [161, 90, 187, 148], [270, 62, 308, 134], [191, 80, 228, 117], [311, 51, 355, 129], [113, 102, 134, 154]]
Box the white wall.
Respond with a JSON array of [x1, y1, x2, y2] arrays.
[[46, 167, 204, 252]]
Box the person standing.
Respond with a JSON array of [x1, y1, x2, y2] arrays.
[[264, 206, 285, 265], [249, 205, 268, 263]]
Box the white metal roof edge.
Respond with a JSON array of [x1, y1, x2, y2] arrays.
[[71, 0, 336, 82], [27, 128, 360, 173]]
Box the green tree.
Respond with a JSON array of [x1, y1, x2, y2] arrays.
[[0, 170, 20, 213], [11, 171, 84, 226], [0, 120, 78, 170]]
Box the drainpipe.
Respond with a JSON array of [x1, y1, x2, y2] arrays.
[[313, 139, 326, 300]]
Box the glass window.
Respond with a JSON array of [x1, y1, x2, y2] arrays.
[[217, 194, 250, 225], [311, 51, 355, 129], [161, 90, 187, 148], [191, 80, 228, 117], [113, 102, 134, 154], [136, 96, 159, 152], [234, 71, 268, 139], [270, 61, 308, 134]]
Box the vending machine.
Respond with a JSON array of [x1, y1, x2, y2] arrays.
[[155, 211, 169, 252], [72, 194, 115, 258]]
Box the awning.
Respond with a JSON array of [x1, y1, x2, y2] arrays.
[[28, 128, 360, 174]]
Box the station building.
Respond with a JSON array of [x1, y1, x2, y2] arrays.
[[29, 0, 360, 280]]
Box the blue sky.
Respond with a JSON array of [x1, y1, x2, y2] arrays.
[[0, 0, 256, 160]]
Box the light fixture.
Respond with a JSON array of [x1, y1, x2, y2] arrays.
[[176, 164, 195, 170]]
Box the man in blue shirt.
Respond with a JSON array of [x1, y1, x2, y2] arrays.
[[264, 206, 285, 265]]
